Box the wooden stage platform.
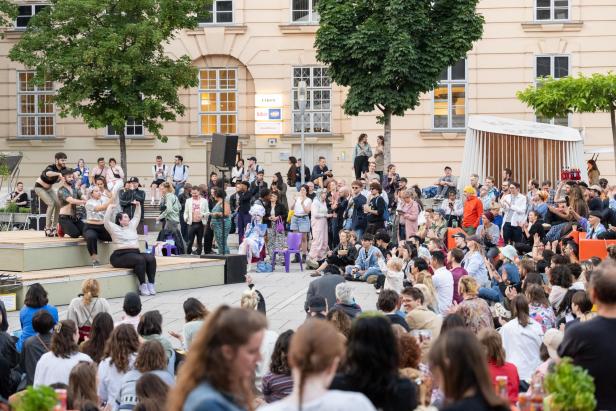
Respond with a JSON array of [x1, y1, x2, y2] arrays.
[[0, 231, 226, 308]]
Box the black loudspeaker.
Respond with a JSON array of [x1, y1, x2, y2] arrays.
[[210, 134, 238, 169], [202, 254, 247, 284]]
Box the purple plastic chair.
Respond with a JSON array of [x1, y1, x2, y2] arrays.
[[163, 235, 179, 256], [271, 232, 304, 272]]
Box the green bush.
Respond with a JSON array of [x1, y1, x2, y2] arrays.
[[4, 203, 19, 213], [18, 207, 31, 214], [545, 357, 597, 411]]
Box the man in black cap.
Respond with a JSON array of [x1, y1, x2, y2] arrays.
[[452, 232, 469, 254], [120, 177, 145, 227], [245, 156, 264, 184], [306, 295, 328, 319]]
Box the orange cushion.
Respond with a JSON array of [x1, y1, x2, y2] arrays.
[[578, 239, 616, 260], [447, 228, 464, 250]]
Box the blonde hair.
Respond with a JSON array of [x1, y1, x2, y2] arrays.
[[81, 278, 100, 306], [240, 289, 259, 310], [458, 275, 479, 297], [161, 182, 174, 193], [387, 257, 404, 272]]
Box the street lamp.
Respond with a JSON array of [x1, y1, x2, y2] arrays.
[[298, 80, 307, 185]]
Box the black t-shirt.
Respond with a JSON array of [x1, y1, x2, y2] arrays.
[[330, 374, 417, 411], [558, 316, 616, 411], [588, 197, 604, 212], [368, 196, 386, 223], [386, 313, 410, 332], [441, 394, 509, 411], [546, 208, 567, 225], [10, 191, 28, 205], [39, 164, 62, 185]]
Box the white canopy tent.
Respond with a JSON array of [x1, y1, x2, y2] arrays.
[[458, 115, 587, 190]]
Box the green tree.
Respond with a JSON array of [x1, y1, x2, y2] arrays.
[[315, 0, 484, 166], [518, 73, 616, 173], [0, 0, 17, 37], [9, 0, 210, 175]]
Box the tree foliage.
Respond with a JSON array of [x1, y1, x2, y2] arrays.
[[518, 73, 616, 172], [315, 0, 484, 164], [9, 0, 210, 174], [0, 0, 17, 37]]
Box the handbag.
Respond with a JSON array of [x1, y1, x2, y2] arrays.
[[287, 210, 295, 223], [275, 217, 285, 233], [256, 261, 273, 272]]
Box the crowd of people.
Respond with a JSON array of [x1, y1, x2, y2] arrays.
[[2, 137, 616, 410]]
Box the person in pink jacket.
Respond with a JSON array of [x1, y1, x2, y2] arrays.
[[398, 190, 420, 241]]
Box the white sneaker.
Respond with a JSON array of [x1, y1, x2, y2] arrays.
[[139, 283, 151, 296], [150, 199, 156, 206], [147, 282, 156, 295]]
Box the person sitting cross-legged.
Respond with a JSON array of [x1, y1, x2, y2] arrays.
[[344, 233, 382, 284]]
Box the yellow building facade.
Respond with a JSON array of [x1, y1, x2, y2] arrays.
[[1, 0, 615, 189]]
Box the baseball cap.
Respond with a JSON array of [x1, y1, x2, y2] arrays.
[[128, 177, 140, 183], [308, 296, 327, 313], [589, 185, 602, 193], [452, 232, 466, 239]]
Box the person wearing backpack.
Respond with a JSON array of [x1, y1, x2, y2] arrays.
[[171, 155, 189, 196], [66, 279, 111, 342], [150, 155, 168, 205]]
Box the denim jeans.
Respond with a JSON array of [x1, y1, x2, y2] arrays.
[[344, 265, 382, 281], [354, 228, 365, 240], [174, 183, 185, 197], [479, 284, 503, 303]]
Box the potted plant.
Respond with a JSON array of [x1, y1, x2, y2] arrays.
[[12, 385, 58, 411], [544, 357, 597, 411]]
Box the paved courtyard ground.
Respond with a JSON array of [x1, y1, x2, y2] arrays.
[[7, 255, 379, 349]]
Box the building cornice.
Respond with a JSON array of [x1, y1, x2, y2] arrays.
[[278, 24, 319, 35], [521, 21, 584, 33], [419, 130, 465, 140]]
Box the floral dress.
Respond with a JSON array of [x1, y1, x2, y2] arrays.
[[457, 297, 494, 335], [529, 303, 557, 332], [210, 201, 232, 254]]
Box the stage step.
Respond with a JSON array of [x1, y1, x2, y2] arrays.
[[0, 231, 146, 272], [13, 257, 225, 308]]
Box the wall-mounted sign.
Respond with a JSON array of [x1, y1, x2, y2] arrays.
[[255, 122, 283, 135], [255, 94, 283, 108], [255, 108, 282, 121]]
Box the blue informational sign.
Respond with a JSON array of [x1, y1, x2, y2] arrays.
[[268, 109, 282, 120]]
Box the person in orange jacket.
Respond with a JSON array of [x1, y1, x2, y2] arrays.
[[462, 185, 484, 235]]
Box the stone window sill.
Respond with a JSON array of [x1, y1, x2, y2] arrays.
[[94, 136, 156, 146], [521, 21, 583, 32], [278, 24, 319, 34], [186, 25, 248, 35], [281, 133, 344, 142], [419, 130, 466, 140], [6, 137, 66, 146]]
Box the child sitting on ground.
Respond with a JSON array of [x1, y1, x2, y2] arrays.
[[377, 256, 405, 294]]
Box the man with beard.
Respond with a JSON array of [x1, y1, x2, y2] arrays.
[[57, 169, 87, 238]]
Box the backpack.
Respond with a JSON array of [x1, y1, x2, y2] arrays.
[[172, 164, 188, 178]]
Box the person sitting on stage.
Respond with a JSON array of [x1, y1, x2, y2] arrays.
[[58, 169, 87, 238], [104, 189, 157, 296], [9, 181, 29, 207], [238, 204, 267, 270], [84, 185, 114, 266], [35, 152, 67, 237]]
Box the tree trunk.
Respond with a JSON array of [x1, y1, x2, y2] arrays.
[[119, 129, 128, 178], [383, 109, 392, 168]]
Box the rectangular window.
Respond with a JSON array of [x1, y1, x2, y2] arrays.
[[199, 68, 238, 135], [292, 0, 320, 23], [17, 71, 54, 137], [15, 4, 48, 28], [292, 66, 331, 134], [433, 59, 467, 130], [106, 118, 145, 137], [199, 0, 233, 24], [536, 0, 569, 21], [535, 55, 570, 126]]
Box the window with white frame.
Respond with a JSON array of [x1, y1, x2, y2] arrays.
[[15, 4, 48, 28], [107, 118, 144, 137], [433, 59, 467, 129], [198, 0, 233, 24], [535, 0, 569, 21], [536, 55, 570, 126], [199, 68, 238, 135], [292, 0, 320, 23], [17, 71, 55, 137], [292, 67, 331, 134]]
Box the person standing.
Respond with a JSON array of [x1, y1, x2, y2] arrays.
[[398, 190, 420, 240], [290, 185, 312, 262], [374, 135, 385, 178], [307, 190, 331, 268], [34, 152, 67, 237], [587, 159, 600, 186], [231, 159, 245, 185], [353, 133, 372, 180], [84, 185, 114, 266], [264, 191, 287, 263], [105, 158, 125, 191], [430, 251, 454, 315], [184, 187, 210, 255], [270, 171, 288, 211], [236, 181, 252, 243], [120, 177, 146, 226], [210, 188, 232, 255], [462, 186, 483, 235], [364, 182, 386, 235], [57, 169, 87, 238], [158, 182, 186, 254], [348, 181, 368, 239], [150, 155, 168, 205], [294, 158, 311, 191], [171, 155, 189, 196], [500, 181, 527, 245]]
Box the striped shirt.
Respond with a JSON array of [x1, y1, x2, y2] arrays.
[[262, 372, 293, 403]]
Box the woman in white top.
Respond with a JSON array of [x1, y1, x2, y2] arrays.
[[307, 190, 330, 265], [66, 278, 111, 341], [259, 319, 375, 411], [83, 186, 114, 265], [290, 185, 312, 260], [231, 159, 245, 184], [105, 157, 125, 190], [98, 324, 140, 409], [105, 186, 157, 296], [499, 295, 544, 384], [33, 319, 92, 387]]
